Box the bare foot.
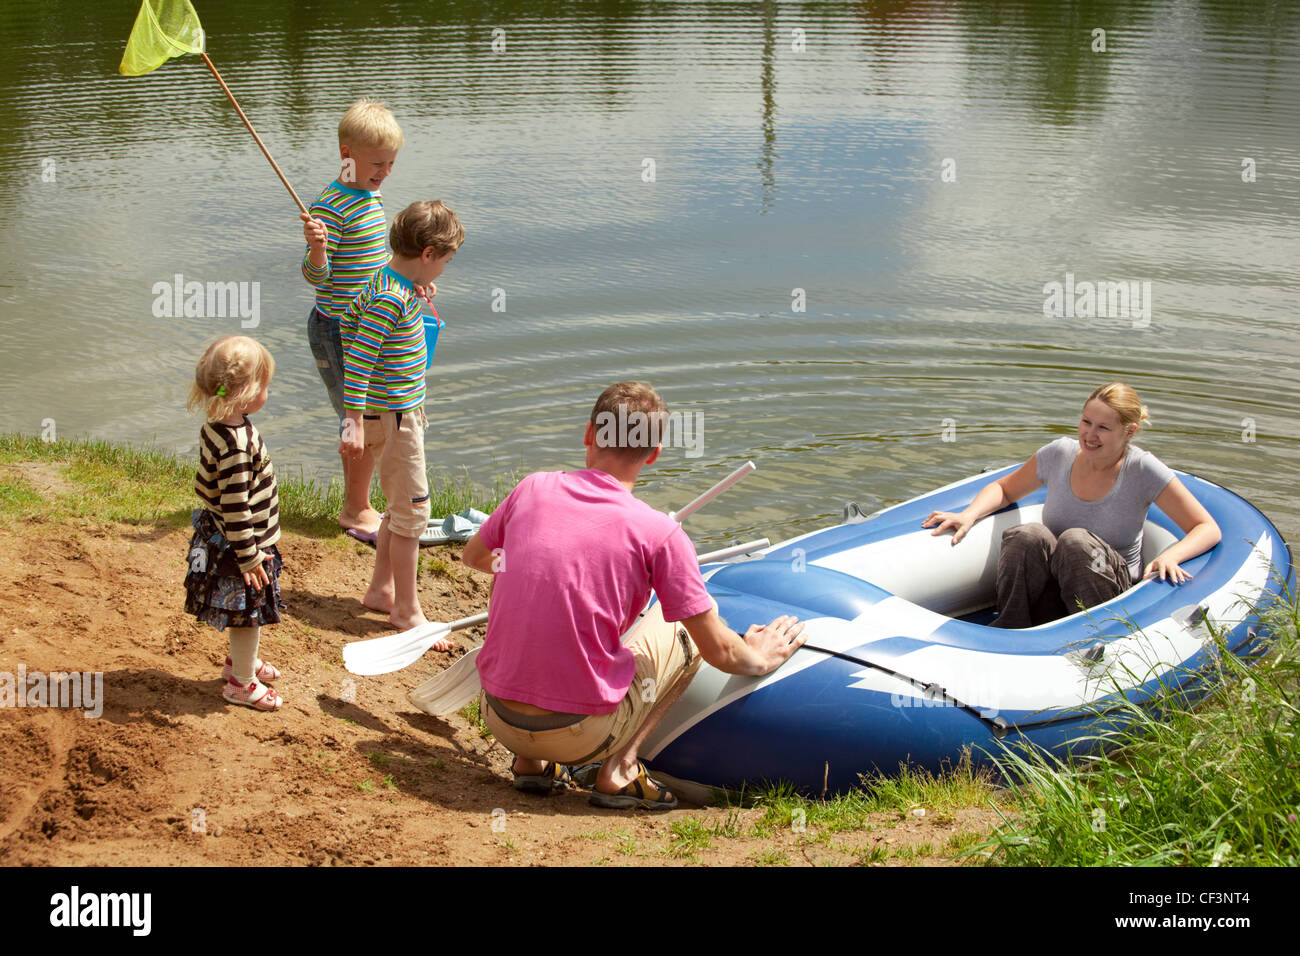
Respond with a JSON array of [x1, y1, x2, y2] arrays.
[[362, 587, 394, 614], [340, 506, 383, 534], [388, 608, 429, 630]]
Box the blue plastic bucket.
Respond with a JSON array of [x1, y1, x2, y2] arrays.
[[423, 305, 444, 371]]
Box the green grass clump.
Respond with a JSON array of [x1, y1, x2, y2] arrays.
[[0, 474, 45, 520], [0, 432, 516, 536], [856, 752, 999, 815], [461, 698, 492, 739], [667, 818, 712, 860], [740, 751, 1001, 836], [983, 596, 1300, 866]]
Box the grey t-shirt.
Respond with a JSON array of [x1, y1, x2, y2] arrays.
[[1035, 437, 1176, 577]]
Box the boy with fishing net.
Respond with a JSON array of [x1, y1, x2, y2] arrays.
[[302, 99, 405, 540]]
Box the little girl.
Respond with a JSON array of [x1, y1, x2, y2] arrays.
[[185, 336, 286, 711]]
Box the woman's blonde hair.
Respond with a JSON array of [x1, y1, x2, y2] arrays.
[[1085, 382, 1150, 432], [188, 336, 275, 422]]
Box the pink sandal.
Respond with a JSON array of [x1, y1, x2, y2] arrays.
[[223, 678, 282, 711], [221, 657, 281, 683]]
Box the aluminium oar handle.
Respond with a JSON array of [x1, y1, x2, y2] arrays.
[[669, 460, 756, 524], [446, 612, 489, 632]]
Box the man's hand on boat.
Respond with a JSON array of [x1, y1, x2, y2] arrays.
[[680, 609, 806, 677]]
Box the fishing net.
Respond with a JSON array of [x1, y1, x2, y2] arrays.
[[119, 0, 205, 76]]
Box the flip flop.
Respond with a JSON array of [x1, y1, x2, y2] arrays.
[[345, 528, 379, 548], [418, 524, 454, 547], [589, 762, 677, 811], [421, 509, 491, 546]]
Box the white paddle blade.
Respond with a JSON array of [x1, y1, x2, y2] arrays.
[[407, 646, 483, 716], [343, 622, 449, 676], [342, 611, 489, 676]]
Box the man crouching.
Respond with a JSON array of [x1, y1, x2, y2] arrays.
[[462, 382, 805, 810]]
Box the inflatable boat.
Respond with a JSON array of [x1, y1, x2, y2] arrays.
[[642, 465, 1295, 795]]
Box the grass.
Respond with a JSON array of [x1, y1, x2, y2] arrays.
[[737, 751, 1003, 836], [749, 847, 791, 867], [0, 432, 515, 535], [0, 474, 45, 519], [667, 817, 712, 860], [980, 593, 1300, 866], [461, 698, 492, 739]]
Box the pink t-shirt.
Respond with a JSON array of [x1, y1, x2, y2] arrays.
[[475, 469, 714, 715]]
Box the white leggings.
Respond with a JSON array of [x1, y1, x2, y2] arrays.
[[227, 626, 261, 684]]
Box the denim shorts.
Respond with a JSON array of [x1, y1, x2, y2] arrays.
[[307, 307, 346, 428]]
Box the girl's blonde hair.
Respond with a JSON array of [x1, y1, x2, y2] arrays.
[[188, 336, 275, 422], [1086, 382, 1150, 432]]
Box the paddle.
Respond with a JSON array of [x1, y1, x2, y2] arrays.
[[342, 612, 488, 676], [407, 537, 771, 717]]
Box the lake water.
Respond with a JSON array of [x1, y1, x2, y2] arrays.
[[1, 0, 1297, 549]]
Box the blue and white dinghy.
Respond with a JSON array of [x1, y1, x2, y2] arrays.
[[642, 465, 1295, 795]]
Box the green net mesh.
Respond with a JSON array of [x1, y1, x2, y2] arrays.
[[119, 0, 204, 76]]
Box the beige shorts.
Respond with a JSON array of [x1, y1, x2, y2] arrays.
[[362, 407, 430, 538], [482, 602, 701, 766]]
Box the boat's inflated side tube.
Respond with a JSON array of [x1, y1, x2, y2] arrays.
[[707, 561, 888, 622]]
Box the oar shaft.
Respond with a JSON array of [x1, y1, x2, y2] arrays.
[[696, 538, 769, 564], [670, 460, 756, 524], [200, 52, 308, 215], [447, 611, 489, 631]]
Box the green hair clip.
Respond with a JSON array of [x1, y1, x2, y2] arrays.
[[217, 384, 227, 397]]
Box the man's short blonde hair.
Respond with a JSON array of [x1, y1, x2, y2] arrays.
[[338, 98, 404, 150], [390, 201, 465, 258]]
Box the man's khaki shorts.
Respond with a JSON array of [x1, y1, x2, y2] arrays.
[[482, 602, 701, 766], [362, 407, 430, 538]]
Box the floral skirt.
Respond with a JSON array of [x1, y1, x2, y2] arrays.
[[184, 509, 285, 631]]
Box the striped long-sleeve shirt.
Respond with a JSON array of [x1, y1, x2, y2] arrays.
[[195, 418, 281, 572], [340, 265, 427, 412], [301, 181, 389, 319]]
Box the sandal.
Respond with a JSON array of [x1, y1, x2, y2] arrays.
[[223, 678, 282, 712], [222, 657, 281, 683], [512, 762, 572, 795], [588, 762, 677, 811]]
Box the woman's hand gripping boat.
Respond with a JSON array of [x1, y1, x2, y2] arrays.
[[640, 465, 1295, 796]]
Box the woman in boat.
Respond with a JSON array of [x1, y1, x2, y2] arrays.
[[921, 383, 1222, 628]]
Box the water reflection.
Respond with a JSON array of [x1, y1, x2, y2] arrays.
[[0, 0, 1297, 548]]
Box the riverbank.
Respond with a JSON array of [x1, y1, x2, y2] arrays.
[[0, 435, 1005, 866], [4, 434, 1293, 867]]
